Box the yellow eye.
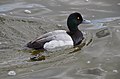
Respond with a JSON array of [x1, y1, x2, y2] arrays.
[[77, 17, 80, 20]]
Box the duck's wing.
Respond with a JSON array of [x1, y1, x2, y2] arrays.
[[26, 33, 54, 50], [26, 36, 53, 50], [26, 30, 66, 50]]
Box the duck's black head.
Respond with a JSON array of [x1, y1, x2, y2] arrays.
[[67, 12, 83, 32]]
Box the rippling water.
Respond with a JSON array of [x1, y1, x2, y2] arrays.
[[0, 0, 120, 79]]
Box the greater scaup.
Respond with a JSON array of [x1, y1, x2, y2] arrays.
[[26, 12, 90, 51]]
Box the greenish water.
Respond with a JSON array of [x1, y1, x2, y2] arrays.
[[0, 0, 120, 79]]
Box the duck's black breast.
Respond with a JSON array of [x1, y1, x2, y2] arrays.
[[67, 30, 84, 46]]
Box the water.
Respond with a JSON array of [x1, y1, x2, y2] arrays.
[[0, 0, 120, 79]]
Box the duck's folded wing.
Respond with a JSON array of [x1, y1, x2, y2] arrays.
[[26, 35, 54, 50], [26, 30, 66, 50]]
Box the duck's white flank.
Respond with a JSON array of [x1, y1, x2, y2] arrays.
[[43, 30, 73, 51]]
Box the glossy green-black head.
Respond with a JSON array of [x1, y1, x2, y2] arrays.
[[67, 12, 83, 31]]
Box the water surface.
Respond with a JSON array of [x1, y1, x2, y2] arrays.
[[0, 0, 120, 79]]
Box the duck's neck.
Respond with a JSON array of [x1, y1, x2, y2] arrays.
[[67, 28, 84, 46]]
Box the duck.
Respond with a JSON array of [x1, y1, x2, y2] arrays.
[[26, 12, 90, 51]]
